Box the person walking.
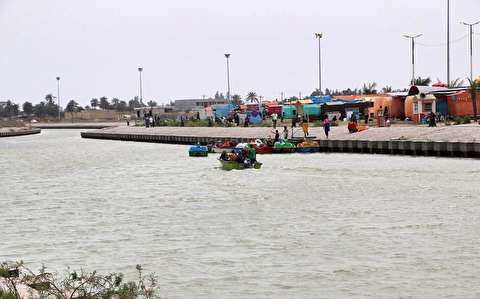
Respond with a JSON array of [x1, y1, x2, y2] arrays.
[[274, 129, 280, 143], [323, 116, 331, 139]]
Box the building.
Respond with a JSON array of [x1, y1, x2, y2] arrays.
[[173, 98, 230, 112]]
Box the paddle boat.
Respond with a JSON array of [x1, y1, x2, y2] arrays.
[[212, 140, 237, 153], [272, 140, 296, 153], [296, 140, 320, 153], [250, 139, 273, 154], [218, 159, 262, 171], [189, 144, 209, 157]]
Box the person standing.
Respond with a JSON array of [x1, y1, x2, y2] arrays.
[[283, 126, 288, 140], [271, 113, 278, 129], [323, 116, 331, 139], [274, 129, 280, 143]]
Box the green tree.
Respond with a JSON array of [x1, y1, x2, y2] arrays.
[[362, 82, 377, 94], [22, 102, 33, 115], [99, 97, 110, 110], [33, 102, 46, 118], [231, 94, 242, 105], [310, 89, 323, 97], [45, 94, 55, 104], [65, 100, 79, 112], [450, 78, 465, 88], [128, 97, 143, 111], [147, 100, 157, 107], [411, 77, 431, 86], [116, 100, 128, 112], [0, 101, 19, 117], [382, 86, 393, 93], [90, 98, 99, 109], [246, 92, 258, 103]]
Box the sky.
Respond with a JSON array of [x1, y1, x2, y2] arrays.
[[0, 0, 479, 106]]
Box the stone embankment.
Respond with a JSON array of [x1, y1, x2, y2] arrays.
[[32, 122, 120, 129], [0, 127, 41, 138], [81, 124, 480, 158]]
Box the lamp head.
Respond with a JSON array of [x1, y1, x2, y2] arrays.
[[224, 53, 230, 58], [138, 67, 143, 72], [56, 76, 60, 81]]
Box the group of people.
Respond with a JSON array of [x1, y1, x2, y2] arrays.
[[219, 145, 257, 165]]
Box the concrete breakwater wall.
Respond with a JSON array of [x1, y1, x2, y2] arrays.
[[81, 130, 480, 158], [0, 128, 41, 138]]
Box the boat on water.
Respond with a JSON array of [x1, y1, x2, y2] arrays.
[[189, 144, 209, 157], [250, 139, 273, 154], [212, 140, 238, 153], [218, 159, 262, 170], [272, 140, 296, 153], [296, 140, 320, 153]]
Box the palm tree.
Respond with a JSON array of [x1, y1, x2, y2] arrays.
[[468, 78, 478, 122], [449, 78, 465, 88], [246, 92, 258, 103], [382, 86, 393, 93], [362, 82, 377, 94], [411, 77, 431, 86], [45, 94, 55, 104]]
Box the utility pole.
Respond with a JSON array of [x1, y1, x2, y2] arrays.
[[403, 34, 423, 85], [138, 67, 143, 104], [461, 21, 480, 82], [56, 76, 61, 121], [447, 0, 451, 87], [315, 33, 323, 92], [224, 54, 231, 102]]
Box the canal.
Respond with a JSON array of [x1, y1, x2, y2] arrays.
[[1, 130, 480, 298]]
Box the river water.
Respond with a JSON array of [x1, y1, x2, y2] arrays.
[[1, 130, 480, 298]]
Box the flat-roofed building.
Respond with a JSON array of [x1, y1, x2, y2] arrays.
[[173, 98, 229, 112]]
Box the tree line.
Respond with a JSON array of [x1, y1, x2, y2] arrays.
[[0, 95, 152, 118]]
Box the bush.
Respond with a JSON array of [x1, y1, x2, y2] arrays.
[[0, 261, 161, 299], [453, 116, 471, 125]]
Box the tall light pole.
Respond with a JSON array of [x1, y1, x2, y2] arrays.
[[56, 76, 61, 121], [138, 67, 143, 104], [315, 33, 323, 93], [403, 34, 423, 85], [461, 21, 480, 82], [447, 0, 451, 87], [224, 54, 231, 102]]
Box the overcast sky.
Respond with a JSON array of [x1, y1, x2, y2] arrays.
[[1, 0, 479, 106]]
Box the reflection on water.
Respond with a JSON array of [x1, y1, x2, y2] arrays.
[[1, 130, 480, 298]]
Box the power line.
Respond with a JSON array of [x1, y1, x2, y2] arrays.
[[417, 34, 468, 47]]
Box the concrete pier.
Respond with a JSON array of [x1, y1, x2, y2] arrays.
[[81, 124, 480, 158], [0, 128, 41, 138]]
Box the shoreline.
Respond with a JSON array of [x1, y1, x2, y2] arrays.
[[80, 125, 480, 158]]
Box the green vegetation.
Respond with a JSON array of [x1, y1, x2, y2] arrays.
[[453, 116, 472, 125], [0, 261, 161, 299]]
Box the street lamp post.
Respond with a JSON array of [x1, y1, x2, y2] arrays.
[[138, 67, 143, 104], [315, 33, 323, 93], [224, 54, 231, 102], [447, 0, 450, 87], [461, 21, 480, 82], [403, 34, 423, 85], [56, 76, 61, 121]]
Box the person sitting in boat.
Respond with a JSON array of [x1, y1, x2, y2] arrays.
[[246, 145, 257, 164], [220, 150, 229, 161], [236, 150, 246, 163]]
